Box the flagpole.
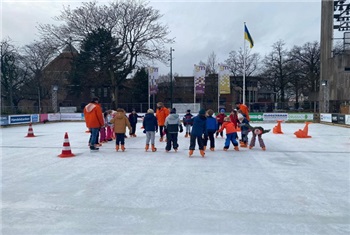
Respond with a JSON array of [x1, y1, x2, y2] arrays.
[[217, 64, 220, 113], [243, 22, 246, 105], [148, 67, 150, 109]]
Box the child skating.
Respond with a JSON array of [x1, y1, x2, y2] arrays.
[[217, 117, 239, 151]]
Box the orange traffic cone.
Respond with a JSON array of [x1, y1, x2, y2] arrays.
[[58, 132, 75, 158], [25, 123, 36, 137], [294, 122, 312, 138], [273, 120, 283, 134]]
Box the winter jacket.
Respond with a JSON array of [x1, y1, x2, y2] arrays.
[[238, 117, 250, 132], [110, 111, 132, 133], [183, 113, 194, 125], [216, 113, 226, 124], [156, 107, 169, 126], [84, 103, 104, 129], [191, 115, 207, 137], [218, 121, 237, 134], [165, 113, 183, 133], [206, 116, 218, 131], [237, 104, 250, 121], [143, 113, 158, 132], [229, 113, 239, 128], [128, 113, 143, 125]]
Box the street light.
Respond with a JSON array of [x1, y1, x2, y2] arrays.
[[52, 85, 58, 113], [170, 47, 175, 108], [321, 80, 329, 113]]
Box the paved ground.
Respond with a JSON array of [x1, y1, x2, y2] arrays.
[[1, 122, 349, 234]]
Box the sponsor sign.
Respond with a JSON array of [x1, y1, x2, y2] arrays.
[[331, 114, 338, 123], [60, 113, 83, 121], [346, 115, 350, 125], [320, 113, 332, 123], [263, 113, 288, 121], [9, 115, 31, 124], [48, 113, 61, 121], [31, 114, 39, 123], [338, 114, 345, 124], [60, 107, 77, 113], [1, 116, 9, 126], [249, 113, 264, 122], [287, 113, 314, 121]]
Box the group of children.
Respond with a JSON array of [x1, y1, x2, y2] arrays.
[[93, 101, 270, 157]]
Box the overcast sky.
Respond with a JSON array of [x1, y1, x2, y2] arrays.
[[2, 0, 330, 76]]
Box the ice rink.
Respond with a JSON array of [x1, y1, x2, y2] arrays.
[[1, 121, 350, 235]]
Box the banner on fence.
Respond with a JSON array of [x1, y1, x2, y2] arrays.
[[320, 113, 332, 123], [263, 113, 288, 121], [9, 115, 31, 124]]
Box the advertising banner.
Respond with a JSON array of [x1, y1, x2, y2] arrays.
[[31, 114, 39, 123], [218, 64, 230, 94], [320, 113, 332, 123], [346, 115, 350, 125], [249, 113, 264, 122], [48, 113, 61, 121], [9, 115, 31, 124], [338, 114, 345, 124], [1, 116, 9, 126], [331, 114, 338, 123], [194, 65, 206, 94], [287, 113, 314, 121], [60, 113, 83, 121], [263, 113, 288, 121], [149, 67, 159, 95]]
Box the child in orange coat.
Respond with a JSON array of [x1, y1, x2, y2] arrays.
[[217, 117, 239, 151]]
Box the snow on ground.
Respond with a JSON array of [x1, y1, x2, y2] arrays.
[[1, 121, 349, 235]]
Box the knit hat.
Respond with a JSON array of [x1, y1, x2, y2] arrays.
[[170, 108, 176, 114], [199, 108, 206, 115], [186, 109, 191, 112], [220, 109, 225, 113], [147, 109, 154, 114]]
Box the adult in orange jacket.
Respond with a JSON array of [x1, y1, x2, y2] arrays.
[[155, 102, 169, 142], [84, 97, 104, 151], [235, 101, 250, 121], [217, 117, 239, 151]]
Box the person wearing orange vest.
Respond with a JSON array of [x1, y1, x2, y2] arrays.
[[235, 101, 250, 121], [155, 102, 170, 142], [84, 97, 104, 151], [217, 116, 239, 151]]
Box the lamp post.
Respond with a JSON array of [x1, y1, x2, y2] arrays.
[[170, 47, 174, 108], [52, 85, 58, 113], [321, 80, 329, 113]]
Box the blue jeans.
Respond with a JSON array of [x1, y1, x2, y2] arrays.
[[224, 133, 238, 148], [89, 128, 99, 148]]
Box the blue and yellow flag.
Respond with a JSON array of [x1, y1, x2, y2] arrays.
[[244, 25, 254, 48]]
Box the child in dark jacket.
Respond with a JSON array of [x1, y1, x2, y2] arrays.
[[204, 109, 218, 151], [165, 108, 183, 152], [189, 108, 207, 157], [142, 109, 158, 152], [128, 109, 144, 137], [238, 113, 250, 147], [182, 109, 193, 138]]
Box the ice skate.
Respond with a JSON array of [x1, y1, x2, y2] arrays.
[[145, 144, 149, 151], [151, 144, 157, 152], [234, 146, 239, 151], [189, 150, 194, 157], [115, 145, 119, 152], [200, 150, 205, 157], [121, 145, 125, 152]]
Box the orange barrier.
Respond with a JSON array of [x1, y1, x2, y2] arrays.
[[58, 132, 76, 158], [294, 122, 312, 138], [25, 123, 36, 137], [273, 120, 284, 134]]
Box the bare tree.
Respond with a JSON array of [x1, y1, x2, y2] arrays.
[[260, 40, 292, 104], [38, 0, 173, 106], [206, 51, 218, 75], [225, 46, 260, 77]]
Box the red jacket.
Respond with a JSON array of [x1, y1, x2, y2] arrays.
[[229, 113, 239, 129], [216, 113, 226, 124], [84, 103, 104, 128]]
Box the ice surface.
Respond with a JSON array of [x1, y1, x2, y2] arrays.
[[1, 122, 349, 234]]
